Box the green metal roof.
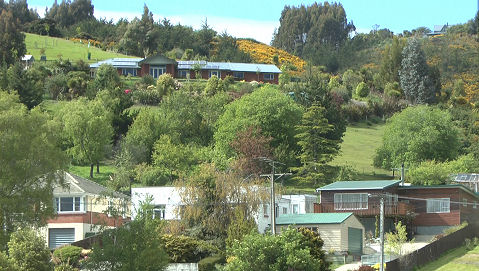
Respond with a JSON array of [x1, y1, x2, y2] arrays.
[[140, 55, 176, 65], [275, 213, 353, 225], [317, 180, 401, 191]]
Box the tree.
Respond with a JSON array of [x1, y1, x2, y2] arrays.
[[355, 82, 369, 98], [0, 251, 17, 271], [89, 64, 121, 97], [374, 106, 460, 169], [399, 38, 436, 104], [225, 226, 329, 271], [7, 228, 53, 271], [292, 103, 341, 185], [0, 92, 66, 246], [204, 75, 224, 95], [385, 221, 412, 256], [379, 36, 406, 85], [225, 207, 258, 249], [156, 73, 176, 98], [85, 206, 169, 271], [0, 9, 26, 66], [214, 85, 303, 167], [61, 97, 113, 178], [6, 63, 43, 109]]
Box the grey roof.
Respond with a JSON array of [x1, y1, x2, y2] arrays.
[[177, 60, 281, 73], [433, 25, 447, 33], [139, 55, 177, 65], [89, 58, 143, 69], [64, 172, 129, 199]]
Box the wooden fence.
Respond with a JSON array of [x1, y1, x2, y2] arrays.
[[386, 223, 479, 271]]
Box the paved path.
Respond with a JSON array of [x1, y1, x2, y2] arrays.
[[335, 262, 361, 271]]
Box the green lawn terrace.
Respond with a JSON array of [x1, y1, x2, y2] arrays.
[[24, 33, 136, 63]]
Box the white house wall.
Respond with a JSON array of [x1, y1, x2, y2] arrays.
[[131, 187, 183, 220], [281, 194, 317, 214]]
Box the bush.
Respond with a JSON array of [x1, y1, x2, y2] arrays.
[[198, 255, 226, 271], [342, 102, 370, 122], [224, 75, 234, 85], [356, 265, 376, 271], [356, 82, 370, 98], [331, 85, 351, 104], [0, 251, 17, 271], [132, 85, 162, 105], [156, 73, 176, 97], [54, 263, 79, 271], [53, 245, 83, 267], [8, 228, 52, 271], [204, 75, 224, 95]]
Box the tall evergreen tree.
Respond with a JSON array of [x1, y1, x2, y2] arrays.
[[399, 38, 436, 104], [0, 9, 26, 66]]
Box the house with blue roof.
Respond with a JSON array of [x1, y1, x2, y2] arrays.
[[89, 55, 281, 84]]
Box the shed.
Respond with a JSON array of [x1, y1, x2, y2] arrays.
[[275, 213, 365, 255]]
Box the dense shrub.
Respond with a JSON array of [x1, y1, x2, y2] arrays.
[[54, 263, 79, 271], [204, 75, 224, 95], [331, 85, 351, 104], [342, 102, 370, 122], [198, 255, 226, 271], [355, 82, 370, 98], [0, 252, 17, 271], [161, 235, 217, 263], [53, 245, 83, 267], [8, 228, 52, 271], [132, 85, 162, 105], [356, 265, 376, 271], [156, 73, 176, 98]]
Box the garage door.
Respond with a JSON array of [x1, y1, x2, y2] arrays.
[[348, 227, 363, 255], [49, 228, 75, 249]]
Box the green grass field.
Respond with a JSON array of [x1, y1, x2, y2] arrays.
[[24, 33, 135, 63], [68, 164, 116, 187], [331, 120, 391, 179], [416, 244, 479, 271]]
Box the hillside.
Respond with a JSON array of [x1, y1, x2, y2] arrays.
[[24, 33, 135, 63], [237, 39, 306, 71]]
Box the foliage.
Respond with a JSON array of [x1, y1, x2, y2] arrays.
[[211, 33, 251, 63], [237, 39, 306, 72], [177, 163, 266, 247], [61, 97, 113, 178], [66, 71, 89, 98], [0, 252, 17, 271], [374, 106, 460, 169], [408, 154, 479, 185], [225, 226, 329, 271], [355, 82, 370, 98], [7, 228, 53, 271], [334, 165, 359, 181], [204, 75, 224, 95], [399, 38, 437, 104], [385, 221, 411, 256], [54, 263, 79, 271], [0, 92, 66, 246], [161, 234, 216, 263], [214, 85, 303, 167], [225, 207, 258, 249], [45, 73, 69, 100], [0, 9, 26, 66], [355, 265, 376, 271], [198, 255, 226, 271], [342, 69, 362, 91], [384, 81, 402, 97], [156, 73, 176, 98], [379, 36, 406, 86], [89, 64, 121, 97], [292, 102, 341, 185], [53, 245, 83, 267], [6, 63, 44, 109], [85, 209, 168, 271]]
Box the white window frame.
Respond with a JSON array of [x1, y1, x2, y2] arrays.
[[292, 204, 299, 214], [282, 207, 287, 214], [55, 196, 85, 213], [209, 70, 220, 78], [122, 68, 137, 76], [426, 198, 450, 213], [150, 65, 166, 79], [334, 193, 369, 210], [263, 73, 274, 81], [153, 204, 166, 220]]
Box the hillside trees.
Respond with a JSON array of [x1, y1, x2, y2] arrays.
[[45, 0, 94, 29], [379, 36, 406, 88], [214, 86, 303, 167], [61, 97, 113, 178], [0, 9, 26, 66], [0, 92, 66, 246], [399, 38, 438, 104], [374, 106, 460, 169]]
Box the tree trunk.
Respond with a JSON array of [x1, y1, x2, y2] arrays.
[[97, 162, 100, 174], [90, 164, 94, 179]]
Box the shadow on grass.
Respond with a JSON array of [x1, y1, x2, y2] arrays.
[[416, 246, 469, 271]]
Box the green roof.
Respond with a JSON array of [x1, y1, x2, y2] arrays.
[[317, 180, 401, 191], [275, 213, 353, 225], [140, 54, 176, 65]]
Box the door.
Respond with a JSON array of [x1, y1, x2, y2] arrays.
[[348, 227, 363, 255], [49, 228, 75, 249]]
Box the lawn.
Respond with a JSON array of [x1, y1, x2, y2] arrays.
[[24, 33, 135, 63], [416, 244, 479, 271], [68, 164, 116, 187], [331, 120, 392, 180]]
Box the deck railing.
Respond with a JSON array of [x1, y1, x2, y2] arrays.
[[314, 202, 413, 216]]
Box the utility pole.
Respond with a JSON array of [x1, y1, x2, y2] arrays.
[[379, 196, 385, 271], [259, 157, 291, 235]]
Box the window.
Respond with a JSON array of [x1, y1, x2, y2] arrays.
[[474, 201, 478, 209], [334, 193, 368, 210], [275, 205, 279, 218], [283, 207, 287, 214], [463, 199, 468, 207], [233, 71, 244, 79], [55, 197, 84, 213], [153, 204, 166, 219], [263, 204, 269, 217], [263, 73, 274, 80], [209, 70, 220, 78], [292, 204, 299, 214], [426, 198, 450, 213], [149, 65, 166, 78], [178, 70, 190, 78], [122, 68, 137, 76]]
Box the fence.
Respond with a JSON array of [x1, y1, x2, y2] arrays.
[[386, 223, 479, 271]]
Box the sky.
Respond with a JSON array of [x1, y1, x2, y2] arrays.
[[28, 0, 478, 44]]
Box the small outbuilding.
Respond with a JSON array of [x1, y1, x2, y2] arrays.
[[275, 213, 365, 255]]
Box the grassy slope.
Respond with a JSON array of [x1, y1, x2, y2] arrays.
[[331, 120, 391, 179], [24, 33, 135, 63], [416, 244, 479, 271]]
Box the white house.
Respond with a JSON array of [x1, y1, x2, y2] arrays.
[[131, 186, 317, 233]]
